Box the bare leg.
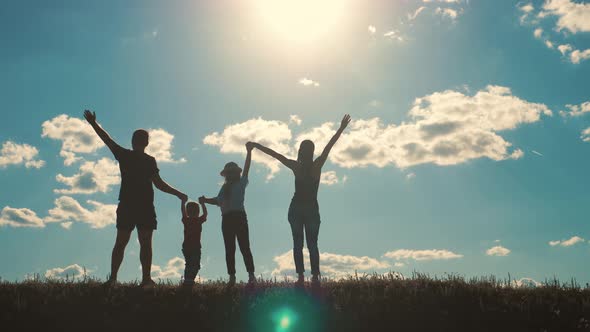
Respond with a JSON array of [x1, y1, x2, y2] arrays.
[[138, 228, 154, 284], [110, 229, 132, 282]]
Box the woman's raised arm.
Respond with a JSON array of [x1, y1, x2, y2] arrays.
[[253, 143, 298, 171]]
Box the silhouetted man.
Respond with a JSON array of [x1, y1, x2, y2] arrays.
[[84, 110, 187, 288]]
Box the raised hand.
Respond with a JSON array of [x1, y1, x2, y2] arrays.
[[83, 110, 97, 125], [178, 192, 188, 202], [339, 114, 351, 131], [246, 142, 255, 151], [198, 196, 205, 204]]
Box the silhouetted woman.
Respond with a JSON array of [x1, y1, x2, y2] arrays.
[[253, 114, 351, 285]]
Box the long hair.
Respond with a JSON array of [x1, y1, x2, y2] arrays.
[[298, 140, 315, 175], [221, 172, 240, 201]]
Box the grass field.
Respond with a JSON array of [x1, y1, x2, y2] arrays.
[[1, 273, 590, 332]]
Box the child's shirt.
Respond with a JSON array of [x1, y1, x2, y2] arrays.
[[182, 216, 206, 250], [215, 175, 248, 215]]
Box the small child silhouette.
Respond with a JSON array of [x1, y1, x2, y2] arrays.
[[180, 198, 207, 287]]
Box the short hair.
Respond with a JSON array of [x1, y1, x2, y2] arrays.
[[132, 129, 149, 149], [186, 202, 200, 217]]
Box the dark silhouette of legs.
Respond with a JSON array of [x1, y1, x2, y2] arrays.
[[305, 222, 321, 277], [110, 229, 132, 281], [236, 221, 255, 273], [222, 221, 237, 275], [290, 220, 305, 274], [138, 228, 154, 283], [182, 248, 201, 286]]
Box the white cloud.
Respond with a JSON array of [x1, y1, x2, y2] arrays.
[[299, 78, 320, 87], [205, 86, 550, 178], [435, 7, 462, 21], [406, 172, 416, 180], [532, 150, 544, 156], [408, 6, 427, 20], [45, 196, 117, 229], [271, 250, 390, 279], [534, 27, 544, 38], [486, 245, 511, 256], [560, 101, 590, 117], [146, 128, 186, 163], [368, 25, 376, 34], [368, 100, 382, 108], [570, 48, 590, 64], [545, 40, 555, 48], [0, 206, 44, 228], [383, 30, 404, 42], [383, 249, 463, 261], [541, 0, 590, 34], [203, 117, 294, 179], [289, 115, 302, 126], [320, 171, 346, 185], [549, 235, 585, 247], [512, 277, 541, 288], [558, 44, 573, 55], [60, 222, 73, 230], [0, 141, 45, 169], [55, 158, 120, 194], [45, 264, 89, 279], [42, 114, 104, 166], [520, 3, 534, 13], [581, 127, 590, 142], [151, 257, 185, 279]]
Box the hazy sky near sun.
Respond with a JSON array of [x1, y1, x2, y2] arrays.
[[1, 0, 590, 283]]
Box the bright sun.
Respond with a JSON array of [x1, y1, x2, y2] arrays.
[[252, 0, 351, 43]]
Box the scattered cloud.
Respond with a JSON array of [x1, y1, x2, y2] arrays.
[[368, 100, 382, 108], [512, 277, 541, 288], [383, 30, 404, 42], [560, 101, 590, 117], [0, 141, 45, 169], [289, 115, 302, 126], [570, 48, 590, 64], [205, 86, 550, 178], [581, 127, 590, 142], [151, 257, 185, 279], [549, 235, 585, 247], [298, 78, 320, 87], [406, 172, 416, 180], [320, 171, 346, 185], [44, 196, 117, 229], [408, 6, 427, 20], [42, 114, 103, 166], [0, 206, 44, 228], [532, 150, 544, 157], [203, 117, 294, 179], [486, 245, 511, 257], [60, 222, 73, 230], [368, 25, 376, 34], [435, 7, 462, 21], [271, 250, 390, 279], [146, 129, 186, 163], [45, 264, 89, 279], [54, 158, 120, 194], [540, 0, 590, 34], [383, 249, 463, 261], [558, 44, 573, 55], [534, 27, 544, 38]]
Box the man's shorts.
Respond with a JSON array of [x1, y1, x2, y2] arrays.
[[116, 202, 157, 231]]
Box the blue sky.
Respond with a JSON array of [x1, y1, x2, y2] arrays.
[[1, 0, 590, 284]]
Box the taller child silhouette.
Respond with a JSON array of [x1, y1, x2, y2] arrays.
[[84, 110, 187, 288]]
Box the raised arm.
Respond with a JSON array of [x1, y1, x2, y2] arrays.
[[199, 196, 219, 206], [152, 173, 187, 201], [83, 110, 122, 156], [252, 143, 298, 171], [243, 142, 254, 178], [315, 114, 351, 168], [199, 199, 208, 221], [181, 198, 188, 219]]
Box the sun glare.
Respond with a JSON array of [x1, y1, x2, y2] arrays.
[[252, 0, 351, 44]]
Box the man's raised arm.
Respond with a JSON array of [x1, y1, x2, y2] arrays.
[[83, 110, 121, 155]]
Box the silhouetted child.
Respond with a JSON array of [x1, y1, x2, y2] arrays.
[[180, 199, 207, 286], [201, 142, 256, 285]]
